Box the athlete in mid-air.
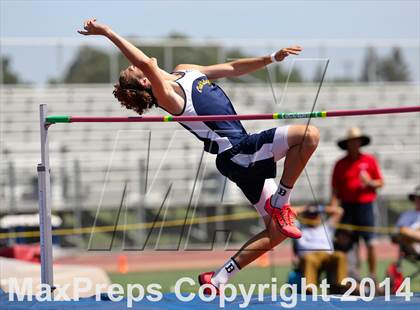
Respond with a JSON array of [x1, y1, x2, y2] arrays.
[[79, 18, 320, 293]]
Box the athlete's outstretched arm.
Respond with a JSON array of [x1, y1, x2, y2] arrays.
[[78, 19, 155, 72], [176, 46, 302, 80], [78, 18, 180, 107]]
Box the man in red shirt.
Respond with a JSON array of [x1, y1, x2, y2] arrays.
[[331, 127, 384, 281]]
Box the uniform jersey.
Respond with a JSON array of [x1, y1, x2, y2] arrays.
[[172, 69, 291, 207], [332, 153, 382, 204], [173, 70, 247, 154]]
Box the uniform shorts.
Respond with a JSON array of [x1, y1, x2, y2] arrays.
[[216, 126, 290, 217], [341, 202, 377, 245]]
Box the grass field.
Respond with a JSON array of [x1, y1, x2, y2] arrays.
[[109, 259, 420, 294]]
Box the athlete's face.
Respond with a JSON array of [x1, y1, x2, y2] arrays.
[[124, 65, 151, 88]]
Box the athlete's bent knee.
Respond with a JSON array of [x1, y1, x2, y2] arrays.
[[304, 125, 320, 149]]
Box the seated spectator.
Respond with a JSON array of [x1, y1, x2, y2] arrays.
[[387, 186, 420, 293], [396, 186, 420, 257], [293, 204, 347, 293], [333, 228, 361, 281]]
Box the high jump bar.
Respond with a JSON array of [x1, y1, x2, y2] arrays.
[[46, 106, 420, 124], [38, 103, 420, 291]]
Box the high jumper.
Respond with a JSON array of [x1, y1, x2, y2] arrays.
[[78, 18, 320, 294]]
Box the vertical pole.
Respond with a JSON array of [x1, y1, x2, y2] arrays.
[[38, 104, 54, 289]]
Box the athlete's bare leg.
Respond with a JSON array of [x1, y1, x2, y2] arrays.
[[206, 125, 320, 287], [278, 125, 320, 187], [232, 217, 287, 268], [232, 125, 320, 267]]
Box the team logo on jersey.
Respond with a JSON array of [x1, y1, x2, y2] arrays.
[[196, 79, 211, 93]]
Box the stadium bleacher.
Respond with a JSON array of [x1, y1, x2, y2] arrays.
[[0, 83, 419, 213]]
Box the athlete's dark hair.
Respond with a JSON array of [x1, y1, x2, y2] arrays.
[[113, 70, 158, 115]]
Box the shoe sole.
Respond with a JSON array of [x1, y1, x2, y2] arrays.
[[278, 227, 302, 239]]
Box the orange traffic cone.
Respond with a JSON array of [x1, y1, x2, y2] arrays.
[[118, 255, 128, 274]]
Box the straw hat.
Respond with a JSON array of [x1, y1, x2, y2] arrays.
[[337, 127, 371, 150], [408, 186, 420, 201]]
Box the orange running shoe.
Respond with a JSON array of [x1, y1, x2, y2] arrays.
[[198, 271, 220, 295], [264, 199, 302, 239]]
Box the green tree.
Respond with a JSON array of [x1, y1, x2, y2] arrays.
[[377, 47, 410, 82], [63, 46, 111, 83], [59, 34, 302, 84], [118, 35, 219, 73], [1, 57, 21, 84]]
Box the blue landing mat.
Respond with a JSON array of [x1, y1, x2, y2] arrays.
[[1, 289, 419, 309]]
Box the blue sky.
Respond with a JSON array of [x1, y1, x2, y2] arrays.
[[2, 0, 419, 38], [1, 0, 419, 84]]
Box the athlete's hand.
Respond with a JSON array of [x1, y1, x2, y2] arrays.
[[78, 18, 111, 36], [273, 46, 303, 61]]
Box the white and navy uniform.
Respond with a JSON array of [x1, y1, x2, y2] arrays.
[[174, 70, 290, 215]]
